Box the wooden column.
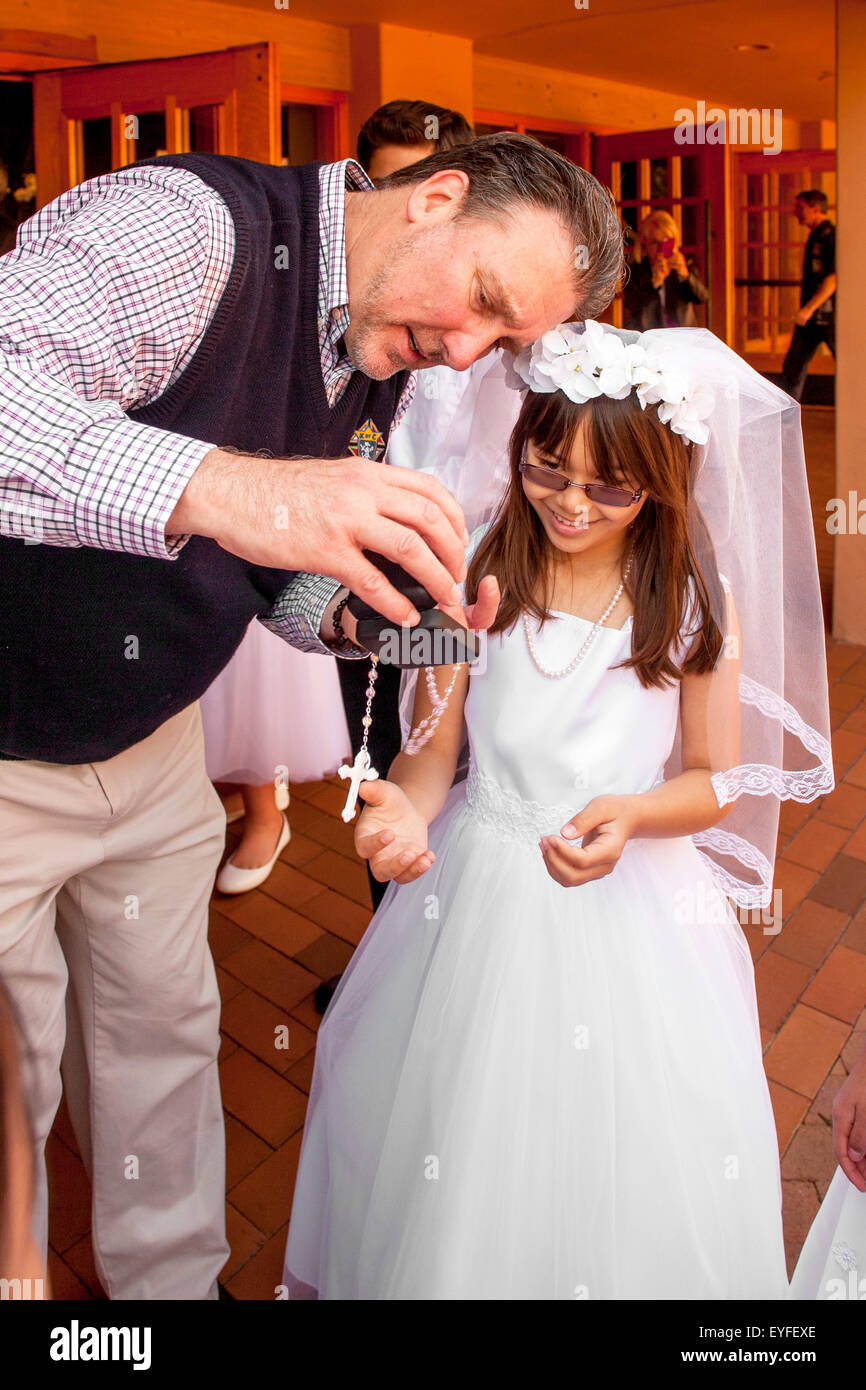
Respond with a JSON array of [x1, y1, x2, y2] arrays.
[[348, 24, 474, 153], [832, 0, 866, 643]]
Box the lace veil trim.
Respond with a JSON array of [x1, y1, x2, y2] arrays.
[[711, 674, 834, 807]]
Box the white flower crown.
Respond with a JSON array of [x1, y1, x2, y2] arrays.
[[511, 320, 715, 446]]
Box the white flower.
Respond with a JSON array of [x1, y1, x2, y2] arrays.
[[547, 350, 602, 401], [667, 383, 715, 444], [538, 326, 580, 360], [636, 344, 716, 444], [508, 320, 716, 444]]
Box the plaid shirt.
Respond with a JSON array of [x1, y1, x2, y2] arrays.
[[0, 158, 415, 654]]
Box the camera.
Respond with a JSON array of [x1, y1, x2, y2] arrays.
[[346, 552, 482, 668]]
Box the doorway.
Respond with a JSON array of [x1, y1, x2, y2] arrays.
[[0, 79, 35, 253], [592, 126, 728, 339], [31, 42, 282, 210]]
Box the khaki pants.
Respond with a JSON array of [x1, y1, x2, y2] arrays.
[[0, 703, 229, 1299]]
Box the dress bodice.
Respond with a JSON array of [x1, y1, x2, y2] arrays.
[[463, 607, 683, 841]]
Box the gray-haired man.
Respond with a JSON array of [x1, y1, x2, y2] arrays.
[[0, 134, 621, 1298]]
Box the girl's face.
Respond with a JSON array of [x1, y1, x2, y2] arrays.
[[521, 422, 648, 556]]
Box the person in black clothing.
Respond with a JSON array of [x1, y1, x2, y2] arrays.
[[622, 209, 709, 331], [781, 189, 836, 402]]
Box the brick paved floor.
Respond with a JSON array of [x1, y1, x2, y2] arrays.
[[47, 406, 864, 1299]]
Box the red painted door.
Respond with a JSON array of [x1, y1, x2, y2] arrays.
[[593, 127, 729, 341]]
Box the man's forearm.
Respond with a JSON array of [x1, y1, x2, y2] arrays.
[[802, 274, 836, 316], [0, 362, 212, 557], [166, 446, 246, 541]]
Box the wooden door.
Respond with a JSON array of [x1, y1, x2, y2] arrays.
[[733, 149, 835, 372], [280, 84, 349, 165], [592, 127, 729, 340], [32, 42, 280, 210]]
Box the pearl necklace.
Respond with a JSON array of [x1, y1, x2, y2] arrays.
[[522, 556, 633, 679]]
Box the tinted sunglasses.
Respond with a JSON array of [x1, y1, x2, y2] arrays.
[[518, 443, 643, 509]]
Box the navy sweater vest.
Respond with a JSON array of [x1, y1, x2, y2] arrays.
[[0, 155, 407, 763]]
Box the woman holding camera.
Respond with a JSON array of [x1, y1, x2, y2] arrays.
[[623, 210, 709, 330]]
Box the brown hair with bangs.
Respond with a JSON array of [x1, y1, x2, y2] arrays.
[[465, 388, 724, 689]]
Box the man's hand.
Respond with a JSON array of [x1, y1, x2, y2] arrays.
[[167, 450, 471, 628], [324, 560, 501, 655], [355, 778, 434, 884], [793, 306, 813, 327], [538, 795, 636, 887]]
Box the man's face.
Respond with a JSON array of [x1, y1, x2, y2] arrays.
[[343, 173, 578, 380], [367, 143, 431, 182], [794, 199, 823, 228]]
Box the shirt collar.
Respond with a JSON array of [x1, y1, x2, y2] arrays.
[[318, 158, 374, 323]]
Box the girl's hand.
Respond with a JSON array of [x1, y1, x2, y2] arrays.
[[832, 1046, 866, 1192], [355, 778, 435, 884], [538, 795, 636, 887], [436, 572, 501, 636]]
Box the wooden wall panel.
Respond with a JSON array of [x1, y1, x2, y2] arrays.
[[1, 0, 350, 90], [31, 71, 65, 207], [475, 53, 701, 132]]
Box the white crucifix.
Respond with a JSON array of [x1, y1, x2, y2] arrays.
[[338, 746, 379, 823]]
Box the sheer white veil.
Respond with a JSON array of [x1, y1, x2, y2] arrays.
[[398, 324, 834, 909], [628, 326, 833, 906], [386, 349, 517, 533]]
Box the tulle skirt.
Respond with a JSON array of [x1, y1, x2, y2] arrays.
[[789, 1168, 866, 1300], [283, 780, 789, 1299], [200, 619, 350, 785]]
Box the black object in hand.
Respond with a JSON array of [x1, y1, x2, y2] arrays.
[[346, 551, 481, 669]]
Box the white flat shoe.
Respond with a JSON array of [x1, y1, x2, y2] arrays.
[[216, 813, 291, 895]]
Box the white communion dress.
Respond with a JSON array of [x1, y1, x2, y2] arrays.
[[282, 565, 789, 1300]]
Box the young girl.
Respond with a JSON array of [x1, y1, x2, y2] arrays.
[[282, 322, 833, 1300]]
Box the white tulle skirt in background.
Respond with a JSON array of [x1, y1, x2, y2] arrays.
[[200, 619, 351, 786]]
